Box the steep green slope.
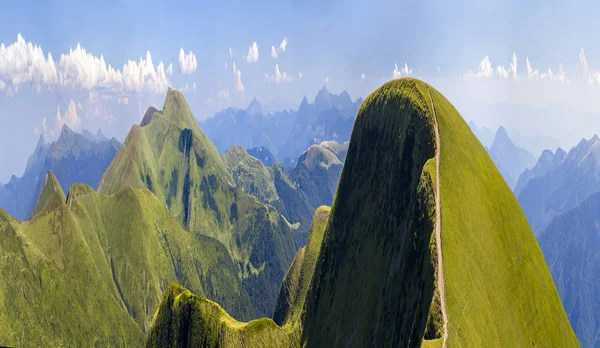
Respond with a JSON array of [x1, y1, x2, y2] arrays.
[[272, 206, 330, 329], [0, 179, 254, 347], [31, 170, 65, 217], [223, 146, 280, 205], [99, 88, 297, 317], [427, 79, 577, 347], [302, 79, 439, 347], [145, 78, 577, 348], [146, 207, 331, 348]]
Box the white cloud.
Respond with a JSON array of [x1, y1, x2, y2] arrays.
[[117, 96, 129, 105], [178, 48, 197, 74], [266, 64, 293, 84], [393, 63, 412, 79], [0, 34, 171, 94], [167, 63, 173, 76], [325, 76, 330, 84], [33, 126, 39, 136], [298, 71, 303, 80], [246, 42, 259, 63], [218, 88, 231, 105], [467, 53, 568, 84], [361, 73, 366, 81], [271, 38, 288, 59], [233, 62, 244, 93], [181, 82, 197, 93], [41, 99, 82, 139], [224, 62, 228, 70], [229, 48, 233, 58]]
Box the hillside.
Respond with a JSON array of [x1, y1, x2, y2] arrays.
[[517, 135, 600, 234], [0, 173, 253, 347], [146, 207, 330, 348], [224, 141, 346, 245], [539, 192, 600, 348], [0, 126, 120, 220], [146, 78, 576, 347], [99, 88, 297, 317]]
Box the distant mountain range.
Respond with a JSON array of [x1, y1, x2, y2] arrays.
[[0, 126, 120, 220], [201, 87, 362, 166], [517, 135, 600, 235], [539, 193, 600, 348]]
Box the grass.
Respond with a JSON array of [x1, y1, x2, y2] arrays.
[[146, 206, 332, 347], [0, 176, 255, 347], [147, 78, 579, 348], [418, 80, 578, 346], [98, 88, 298, 318]]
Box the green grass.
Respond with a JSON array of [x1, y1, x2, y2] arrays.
[[146, 206, 332, 347], [0, 177, 254, 347], [98, 88, 297, 318], [147, 78, 579, 348], [419, 81, 578, 347]]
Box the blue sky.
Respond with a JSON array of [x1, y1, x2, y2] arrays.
[[2, 0, 600, 182]]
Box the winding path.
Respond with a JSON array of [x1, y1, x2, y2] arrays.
[[429, 88, 448, 348]]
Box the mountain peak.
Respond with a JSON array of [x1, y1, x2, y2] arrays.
[[246, 97, 263, 115], [59, 124, 75, 141], [31, 170, 66, 218], [36, 134, 46, 148]]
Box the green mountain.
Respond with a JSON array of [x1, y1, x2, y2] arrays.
[[539, 192, 600, 347], [99, 88, 297, 317], [31, 170, 65, 217], [146, 78, 577, 347], [0, 171, 253, 347], [224, 141, 347, 245]]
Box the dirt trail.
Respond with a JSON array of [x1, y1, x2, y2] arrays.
[[429, 88, 449, 348]]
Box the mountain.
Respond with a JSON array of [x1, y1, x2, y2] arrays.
[[539, 193, 600, 348], [31, 170, 65, 217], [0, 173, 253, 347], [247, 146, 275, 167], [82, 128, 110, 143], [201, 87, 361, 165], [488, 126, 536, 189], [517, 134, 600, 234], [468, 121, 494, 148], [514, 148, 566, 197], [99, 88, 297, 317], [224, 140, 347, 246], [146, 78, 576, 347], [0, 126, 120, 220]]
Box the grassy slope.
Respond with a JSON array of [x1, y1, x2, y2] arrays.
[[145, 78, 577, 347], [272, 206, 330, 329], [421, 81, 578, 347], [99, 88, 297, 318], [0, 177, 255, 347], [302, 79, 438, 347], [0, 193, 144, 347], [31, 170, 66, 218], [146, 206, 331, 348]]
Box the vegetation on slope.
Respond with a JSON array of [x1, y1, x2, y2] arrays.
[[31, 170, 65, 217], [423, 79, 577, 346], [0, 177, 254, 347], [146, 207, 331, 348], [147, 78, 579, 347], [99, 88, 297, 317]]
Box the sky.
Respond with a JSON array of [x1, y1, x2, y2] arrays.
[[2, 0, 600, 182]]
